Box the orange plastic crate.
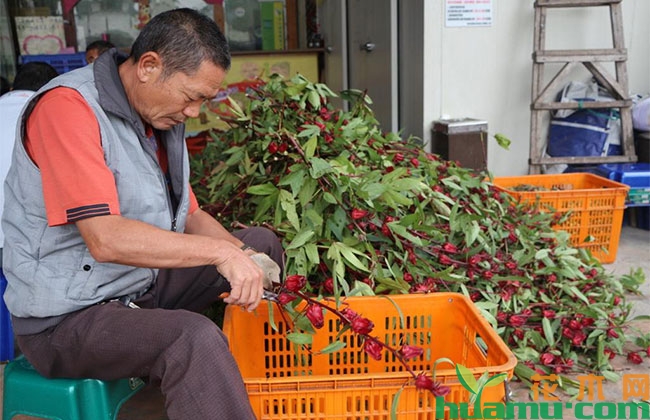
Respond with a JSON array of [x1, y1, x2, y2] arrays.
[[223, 293, 517, 419], [492, 173, 629, 264]]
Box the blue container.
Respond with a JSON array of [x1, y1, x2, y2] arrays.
[[597, 163, 650, 208], [20, 53, 87, 74], [596, 163, 650, 188], [0, 269, 15, 361]]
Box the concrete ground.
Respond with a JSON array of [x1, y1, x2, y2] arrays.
[[0, 226, 648, 419]]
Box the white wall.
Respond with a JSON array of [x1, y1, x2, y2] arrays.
[[422, 0, 650, 176]]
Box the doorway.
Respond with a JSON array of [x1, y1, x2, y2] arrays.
[[320, 0, 424, 139]]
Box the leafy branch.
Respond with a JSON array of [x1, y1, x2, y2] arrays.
[[191, 74, 648, 388]]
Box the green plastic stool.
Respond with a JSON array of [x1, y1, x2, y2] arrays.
[[2, 354, 145, 420]]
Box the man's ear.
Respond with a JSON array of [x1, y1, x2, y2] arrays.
[[136, 51, 162, 82]]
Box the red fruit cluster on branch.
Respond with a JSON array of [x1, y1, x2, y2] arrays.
[[350, 315, 374, 335], [280, 288, 450, 397], [363, 338, 383, 361], [305, 304, 324, 329], [285, 274, 306, 292], [400, 345, 424, 360], [414, 373, 451, 397], [351, 208, 369, 220]]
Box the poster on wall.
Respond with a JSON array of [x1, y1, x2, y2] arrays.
[[15, 16, 66, 55], [445, 0, 492, 28]]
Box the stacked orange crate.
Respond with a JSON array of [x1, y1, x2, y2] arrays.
[[493, 173, 629, 263]]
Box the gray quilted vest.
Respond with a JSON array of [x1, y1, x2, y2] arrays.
[[2, 50, 190, 321]]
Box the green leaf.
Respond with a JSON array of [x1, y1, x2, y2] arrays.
[[569, 285, 590, 305], [542, 317, 556, 348], [297, 125, 321, 139], [247, 183, 278, 195], [441, 176, 463, 191], [535, 249, 550, 260], [494, 133, 511, 150], [304, 207, 323, 229], [334, 242, 369, 272], [304, 135, 318, 160], [323, 191, 337, 204], [279, 168, 306, 197], [601, 370, 620, 382], [391, 178, 426, 192], [304, 243, 320, 265], [226, 96, 245, 118], [432, 357, 455, 381], [379, 295, 405, 329], [298, 177, 318, 207], [285, 84, 305, 97], [286, 332, 313, 345], [390, 388, 403, 420], [253, 193, 279, 222], [464, 220, 481, 247], [387, 223, 424, 246], [308, 89, 321, 109], [349, 281, 375, 296], [267, 301, 277, 332], [287, 229, 315, 250], [382, 189, 414, 206], [309, 157, 332, 178], [473, 301, 498, 310], [319, 340, 347, 354], [513, 364, 538, 385], [597, 336, 606, 369], [360, 182, 387, 200], [455, 364, 478, 394], [326, 244, 348, 291], [280, 189, 300, 231]]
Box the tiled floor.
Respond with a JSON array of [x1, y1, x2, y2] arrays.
[[1, 226, 648, 419]]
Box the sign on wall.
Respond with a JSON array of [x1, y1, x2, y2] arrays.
[[14, 16, 66, 55], [445, 0, 493, 28]]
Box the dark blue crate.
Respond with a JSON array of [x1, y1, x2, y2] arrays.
[[0, 269, 14, 361], [563, 165, 602, 174], [20, 53, 87, 74], [596, 163, 650, 188], [638, 207, 650, 230]]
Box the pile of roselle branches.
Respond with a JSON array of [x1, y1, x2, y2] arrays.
[[190, 74, 648, 391]]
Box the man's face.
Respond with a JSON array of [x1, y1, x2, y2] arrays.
[[86, 48, 100, 64], [135, 56, 226, 130]]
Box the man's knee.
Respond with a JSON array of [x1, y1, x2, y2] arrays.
[[171, 311, 229, 351]]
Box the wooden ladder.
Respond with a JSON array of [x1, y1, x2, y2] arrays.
[[529, 0, 637, 174]]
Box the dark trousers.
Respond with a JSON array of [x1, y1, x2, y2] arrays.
[[16, 227, 283, 420]]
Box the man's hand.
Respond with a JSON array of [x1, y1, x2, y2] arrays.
[[216, 245, 266, 311]]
